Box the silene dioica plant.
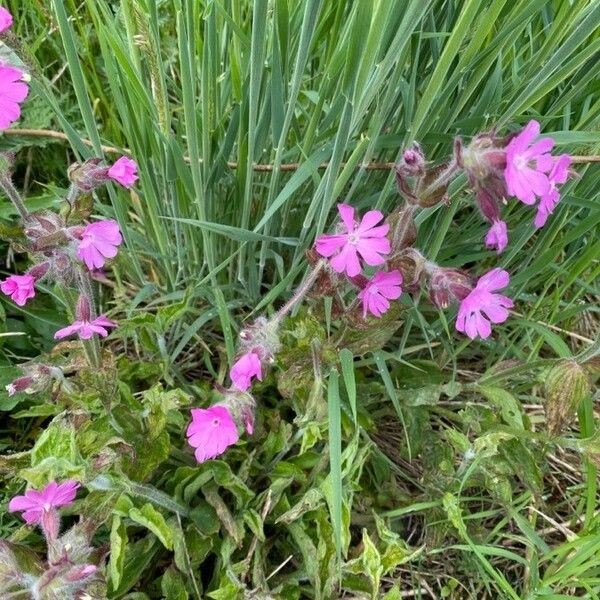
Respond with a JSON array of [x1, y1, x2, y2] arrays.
[[0, 5, 595, 598]]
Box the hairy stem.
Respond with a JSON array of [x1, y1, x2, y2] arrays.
[[77, 269, 102, 370], [274, 260, 326, 322], [0, 174, 29, 220]]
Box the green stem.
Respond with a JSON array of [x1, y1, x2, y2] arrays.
[[578, 393, 597, 530], [0, 174, 29, 220]]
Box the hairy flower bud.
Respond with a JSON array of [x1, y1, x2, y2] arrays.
[[28, 261, 51, 282], [238, 316, 281, 363], [75, 295, 92, 322], [24, 211, 67, 248], [6, 376, 34, 396], [544, 359, 591, 436], [428, 266, 474, 309], [68, 159, 110, 192], [388, 248, 426, 290], [476, 186, 501, 223], [386, 204, 417, 251], [64, 564, 97, 583], [394, 143, 426, 203], [458, 132, 509, 213], [397, 143, 426, 177], [6, 363, 63, 397]]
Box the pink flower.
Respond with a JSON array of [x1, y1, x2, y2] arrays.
[[9, 480, 79, 538], [230, 351, 262, 392], [65, 564, 97, 583], [76, 219, 122, 270], [107, 156, 139, 188], [54, 315, 117, 340], [485, 220, 508, 254], [358, 270, 402, 318], [504, 120, 554, 205], [186, 405, 240, 463], [456, 268, 513, 340], [315, 204, 391, 277], [1, 274, 35, 306], [0, 7, 13, 32], [0, 63, 29, 130], [6, 375, 34, 396], [534, 154, 571, 228]]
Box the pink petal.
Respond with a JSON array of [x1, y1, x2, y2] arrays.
[[22, 509, 43, 525], [481, 303, 509, 324], [230, 352, 262, 391], [373, 270, 402, 286], [3, 81, 29, 103], [514, 120, 540, 150], [356, 210, 385, 233], [77, 245, 106, 270], [8, 495, 40, 512], [330, 244, 361, 276], [52, 481, 79, 506], [524, 137, 554, 161], [474, 312, 492, 339], [379, 284, 402, 300], [455, 307, 467, 333], [476, 268, 509, 292], [91, 316, 118, 328], [356, 240, 390, 266], [315, 234, 346, 257], [87, 324, 110, 337], [54, 322, 83, 339], [464, 312, 480, 339], [0, 7, 13, 33], [337, 204, 356, 232], [361, 224, 390, 239], [550, 154, 571, 183]]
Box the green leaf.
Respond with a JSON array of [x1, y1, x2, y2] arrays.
[[339, 348, 357, 425], [161, 565, 189, 600], [327, 368, 343, 563], [129, 503, 174, 550], [109, 515, 127, 590], [476, 385, 524, 430]]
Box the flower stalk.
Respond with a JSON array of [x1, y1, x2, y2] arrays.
[[274, 259, 327, 322], [0, 172, 29, 220]]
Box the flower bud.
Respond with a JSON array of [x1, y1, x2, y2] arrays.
[[6, 376, 34, 396], [75, 295, 92, 322], [68, 159, 110, 192], [64, 564, 97, 583], [394, 143, 425, 203], [459, 132, 508, 209], [386, 204, 417, 251], [23, 211, 67, 248], [28, 261, 51, 282], [238, 316, 281, 362], [48, 251, 76, 287], [428, 266, 474, 309], [544, 359, 591, 436], [6, 363, 62, 397], [397, 143, 426, 177], [388, 248, 426, 290], [476, 186, 501, 223]]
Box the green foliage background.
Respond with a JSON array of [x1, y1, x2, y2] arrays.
[[0, 0, 599, 598]]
